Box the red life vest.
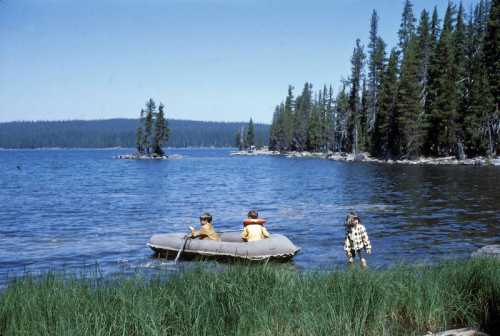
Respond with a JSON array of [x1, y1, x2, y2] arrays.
[[243, 218, 267, 226]]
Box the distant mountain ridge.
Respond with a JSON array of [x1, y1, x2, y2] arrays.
[[0, 119, 270, 148]]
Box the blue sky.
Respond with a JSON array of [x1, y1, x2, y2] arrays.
[[0, 0, 476, 123]]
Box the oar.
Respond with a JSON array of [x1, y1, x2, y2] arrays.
[[174, 230, 191, 264]]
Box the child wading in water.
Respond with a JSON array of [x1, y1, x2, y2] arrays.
[[344, 212, 372, 267]]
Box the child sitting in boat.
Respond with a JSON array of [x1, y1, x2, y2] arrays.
[[241, 210, 270, 242], [189, 212, 220, 240], [344, 212, 372, 267]]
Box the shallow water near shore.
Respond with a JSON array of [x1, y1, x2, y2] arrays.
[[0, 148, 499, 286]]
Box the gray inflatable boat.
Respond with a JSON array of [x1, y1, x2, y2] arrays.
[[148, 231, 300, 261]]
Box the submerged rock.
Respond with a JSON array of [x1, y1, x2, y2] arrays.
[[472, 245, 500, 258], [424, 328, 488, 336]]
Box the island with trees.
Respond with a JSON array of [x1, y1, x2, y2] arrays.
[[268, 0, 499, 165], [117, 98, 170, 159]]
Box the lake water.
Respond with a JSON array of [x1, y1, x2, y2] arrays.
[[0, 148, 499, 286]]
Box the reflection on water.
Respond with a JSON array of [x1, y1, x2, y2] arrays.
[[0, 148, 499, 285]]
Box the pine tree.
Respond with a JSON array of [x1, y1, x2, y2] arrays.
[[307, 99, 322, 152], [416, 9, 432, 108], [399, 0, 417, 54], [371, 49, 399, 159], [348, 39, 366, 154], [246, 118, 255, 148], [485, 0, 500, 110], [425, 3, 460, 156], [454, 2, 468, 157], [463, 1, 492, 156], [335, 82, 350, 152], [152, 103, 169, 156], [326, 85, 336, 151], [484, 0, 500, 155], [397, 37, 424, 158], [360, 78, 369, 151], [283, 85, 295, 150], [136, 109, 145, 154], [423, 7, 441, 156], [143, 98, 156, 154], [367, 10, 386, 131], [269, 105, 279, 150], [292, 83, 312, 151]]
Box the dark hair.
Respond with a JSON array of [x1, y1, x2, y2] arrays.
[[345, 212, 360, 226], [200, 212, 212, 223], [247, 210, 258, 219]]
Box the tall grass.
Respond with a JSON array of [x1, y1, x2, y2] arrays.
[[0, 258, 499, 336]]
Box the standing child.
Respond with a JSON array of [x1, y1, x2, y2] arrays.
[[344, 212, 372, 267]]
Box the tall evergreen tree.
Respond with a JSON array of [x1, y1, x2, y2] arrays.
[[143, 98, 156, 154], [307, 97, 322, 152], [360, 78, 369, 151], [136, 109, 145, 154], [462, 0, 492, 156], [367, 10, 386, 131], [431, 6, 441, 44], [336, 82, 350, 152], [397, 37, 424, 158], [152, 103, 169, 156], [455, 2, 468, 157], [416, 9, 432, 108], [398, 0, 417, 53], [283, 85, 295, 150], [269, 105, 280, 150], [326, 85, 336, 151], [292, 83, 313, 151], [371, 49, 399, 159], [246, 118, 255, 148], [484, 0, 500, 155], [485, 0, 500, 109], [425, 3, 460, 156], [423, 7, 441, 156], [347, 39, 366, 154]]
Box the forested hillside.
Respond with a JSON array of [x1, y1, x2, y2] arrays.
[[0, 119, 269, 148], [269, 0, 499, 159]]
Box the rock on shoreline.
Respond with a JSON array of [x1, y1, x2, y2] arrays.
[[230, 149, 280, 156], [326, 152, 497, 166], [424, 327, 488, 336], [472, 245, 500, 258], [233, 150, 499, 166], [116, 153, 168, 160]]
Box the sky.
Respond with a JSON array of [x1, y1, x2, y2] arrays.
[[0, 0, 477, 123]]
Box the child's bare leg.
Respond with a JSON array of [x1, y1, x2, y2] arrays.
[[347, 257, 354, 264], [360, 258, 367, 268]]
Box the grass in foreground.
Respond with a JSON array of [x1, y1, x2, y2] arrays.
[[1, 258, 499, 336]]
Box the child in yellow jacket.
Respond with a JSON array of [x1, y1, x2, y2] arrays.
[[241, 210, 270, 242], [190, 212, 220, 240]]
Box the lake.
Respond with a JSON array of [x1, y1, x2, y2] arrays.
[[0, 148, 499, 286]]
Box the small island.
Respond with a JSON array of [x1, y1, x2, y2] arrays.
[[116, 98, 170, 160]]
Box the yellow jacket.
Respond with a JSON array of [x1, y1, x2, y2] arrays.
[[241, 224, 270, 242], [191, 223, 220, 240]]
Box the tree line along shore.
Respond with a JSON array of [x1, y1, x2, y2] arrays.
[[0, 258, 499, 336], [268, 0, 499, 161], [0, 119, 270, 149]]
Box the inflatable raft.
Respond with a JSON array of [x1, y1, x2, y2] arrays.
[[148, 231, 300, 261]]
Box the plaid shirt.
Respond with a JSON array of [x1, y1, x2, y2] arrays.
[[344, 224, 371, 254]]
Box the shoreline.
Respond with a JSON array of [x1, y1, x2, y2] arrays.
[[231, 149, 500, 166]]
